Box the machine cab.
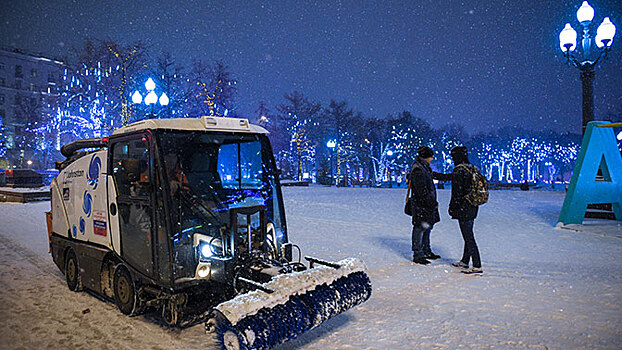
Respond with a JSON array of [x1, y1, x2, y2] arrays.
[[107, 123, 288, 287]]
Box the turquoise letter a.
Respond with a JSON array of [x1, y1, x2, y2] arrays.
[[558, 121, 622, 225]]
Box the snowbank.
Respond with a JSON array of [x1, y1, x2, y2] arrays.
[[0, 188, 620, 349]]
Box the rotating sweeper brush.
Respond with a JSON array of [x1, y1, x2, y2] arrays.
[[208, 257, 372, 350], [47, 116, 371, 350]]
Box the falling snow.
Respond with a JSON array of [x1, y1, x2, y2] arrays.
[[0, 187, 621, 349], [0, 1, 620, 133]]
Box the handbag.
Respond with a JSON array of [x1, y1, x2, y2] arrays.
[[404, 177, 412, 216]]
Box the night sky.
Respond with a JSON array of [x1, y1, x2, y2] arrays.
[[1, 0, 621, 134]]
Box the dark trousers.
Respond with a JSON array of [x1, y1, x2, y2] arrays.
[[458, 219, 481, 268], [412, 223, 433, 258]]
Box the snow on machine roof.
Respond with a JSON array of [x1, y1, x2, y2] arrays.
[[112, 116, 268, 136]]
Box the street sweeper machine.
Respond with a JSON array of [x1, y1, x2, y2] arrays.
[[46, 116, 371, 349]]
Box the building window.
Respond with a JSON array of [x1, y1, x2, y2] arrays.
[[31, 69, 37, 77], [0, 63, 5, 70], [0, 77, 5, 86], [47, 72, 55, 83], [15, 65, 23, 78], [30, 83, 36, 91], [0, 94, 4, 105], [14, 95, 21, 106], [15, 80, 21, 90]]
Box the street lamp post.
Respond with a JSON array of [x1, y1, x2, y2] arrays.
[[558, 1, 616, 134], [327, 140, 336, 186], [132, 78, 170, 119], [386, 150, 394, 188]]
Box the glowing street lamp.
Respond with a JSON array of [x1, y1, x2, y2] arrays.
[[145, 91, 158, 105], [558, 1, 616, 134], [131, 90, 142, 104], [132, 77, 170, 118], [327, 140, 336, 186], [385, 150, 395, 186], [159, 93, 170, 106], [145, 77, 156, 91]]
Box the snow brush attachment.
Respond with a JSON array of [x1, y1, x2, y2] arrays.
[[208, 258, 372, 350]]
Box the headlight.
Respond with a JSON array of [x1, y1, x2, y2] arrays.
[[193, 233, 223, 259], [200, 242, 213, 258]]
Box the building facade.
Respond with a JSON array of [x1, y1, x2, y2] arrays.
[[0, 47, 64, 167]]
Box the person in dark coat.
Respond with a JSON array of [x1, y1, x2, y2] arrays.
[[408, 146, 441, 265], [445, 146, 482, 274]]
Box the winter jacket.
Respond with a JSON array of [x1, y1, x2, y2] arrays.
[[408, 157, 440, 226], [448, 163, 479, 221]]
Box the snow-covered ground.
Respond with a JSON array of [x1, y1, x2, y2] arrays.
[[0, 187, 620, 349]]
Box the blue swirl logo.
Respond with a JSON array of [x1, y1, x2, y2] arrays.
[[88, 155, 101, 190], [72, 225, 77, 238], [82, 191, 92, 218], [79, 217, 86, 234]]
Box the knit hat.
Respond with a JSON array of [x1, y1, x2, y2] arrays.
[[450, 145, 469, 164], [417, 146, 434, 159]]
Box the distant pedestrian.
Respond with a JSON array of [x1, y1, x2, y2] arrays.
[[446, 146, 485, 274], [407, 146, 441, 265]]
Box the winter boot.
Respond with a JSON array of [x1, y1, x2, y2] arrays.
[[413, 256, 431, 265], [461, 267, 483, 275], [425, 252, 441, 260], [451, 261, 468, 268]]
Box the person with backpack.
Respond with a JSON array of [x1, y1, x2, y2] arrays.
[[406, 146, 442, 265], [438, 145, 488, 275]]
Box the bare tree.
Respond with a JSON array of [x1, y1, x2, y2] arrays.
[[276, 91, 321, 180]]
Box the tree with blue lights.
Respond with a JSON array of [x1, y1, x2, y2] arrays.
[[25, 103, 63, 169], [387, 111, 434, 176], [319, 100, 360, 186], [361, 115, 395, 185], [276, 91, 321, 181], [432, 124, 466, 174], [60, 39, 147, 138]]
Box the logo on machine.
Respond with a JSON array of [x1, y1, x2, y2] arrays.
[[82, 191, 92, 218], [88, 155, 101, 190], [66, 169, 84, 179], [62, 188, 70, 201], [79, 217, 86, 235]]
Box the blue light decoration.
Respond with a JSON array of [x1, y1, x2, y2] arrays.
[[558, 121, 622, 225], [0, 115, 6, 159]]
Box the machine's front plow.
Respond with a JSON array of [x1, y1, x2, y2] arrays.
[[208, 258, 372, 350]]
